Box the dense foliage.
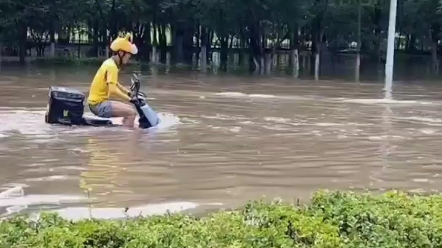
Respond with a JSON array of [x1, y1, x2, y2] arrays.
[[0, 0, 441, 69], [2, 190, 442, 247]]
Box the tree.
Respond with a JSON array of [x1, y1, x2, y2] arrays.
[[0, 0, 441, 75]]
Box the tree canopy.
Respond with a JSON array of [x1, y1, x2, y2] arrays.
[[0, 0, 441, 72]]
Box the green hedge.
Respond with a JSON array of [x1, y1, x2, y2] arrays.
[[1, 190, 442, 247]]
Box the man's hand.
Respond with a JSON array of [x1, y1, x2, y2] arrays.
[[129, 96, 140, 105]]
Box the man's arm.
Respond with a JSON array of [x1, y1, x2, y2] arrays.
[[106, 69, 131, 102], [117, 82, 131, 96]]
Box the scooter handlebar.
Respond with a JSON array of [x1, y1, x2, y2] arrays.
[[129, 74, 147, 99]]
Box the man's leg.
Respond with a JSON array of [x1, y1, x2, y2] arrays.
[[90, 101, 136, 128], [108, 101, 137, 128]]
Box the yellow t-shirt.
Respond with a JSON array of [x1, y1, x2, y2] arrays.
[[87, 58, 119, 105]]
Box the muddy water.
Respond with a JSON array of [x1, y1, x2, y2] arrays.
[[1, 68, 442, 218]]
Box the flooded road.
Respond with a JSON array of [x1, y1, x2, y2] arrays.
[[1, 67, 442, 219]]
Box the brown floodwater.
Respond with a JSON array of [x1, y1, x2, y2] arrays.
[[0, 66, 442, 220]]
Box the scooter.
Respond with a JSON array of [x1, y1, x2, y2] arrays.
[[44, 74, 160, 129]]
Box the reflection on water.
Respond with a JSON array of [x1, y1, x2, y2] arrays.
[[1, 68, 442, 218], [81, 137, 126, 206]]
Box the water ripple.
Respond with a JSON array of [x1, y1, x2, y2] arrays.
[[1, 76, 442, 215]]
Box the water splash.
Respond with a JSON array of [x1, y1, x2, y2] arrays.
[[0, 185, 88, 214], [0, 185, 207, 221], [0, 109, 180, 138], [33, 201, 201, 221]]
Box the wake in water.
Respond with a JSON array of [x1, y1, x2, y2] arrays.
[[203, 90, 442, 138], [213, 91, 344, 102], [0, 109, 180, 139], [213, 91, 441, 106], [339, 98, 434, 105], [214, 92, 276, 98], [100, 112, 179, 131], [0, 185, 215, 221]]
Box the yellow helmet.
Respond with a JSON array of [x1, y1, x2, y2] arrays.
[[110, 33, 138, 55]]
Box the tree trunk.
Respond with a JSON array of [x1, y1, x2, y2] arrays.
[[49, 17, 56, 57], [200, 26, 207, 72], [152, 11, 158, 64], [290, 27, 300, 78], [18, 23, 27, 64], [174, 24, 184, 64]]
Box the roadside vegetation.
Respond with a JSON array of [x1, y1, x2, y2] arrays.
[[2, 190, 442, 247]]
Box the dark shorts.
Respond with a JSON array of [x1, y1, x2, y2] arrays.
[[89, 101, 113, 118]]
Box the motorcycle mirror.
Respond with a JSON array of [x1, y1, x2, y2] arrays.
[[130, 78, 135, 91], [132, 73, 140, 82]]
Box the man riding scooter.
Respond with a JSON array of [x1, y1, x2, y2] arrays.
[[87, 33, 139, 128]]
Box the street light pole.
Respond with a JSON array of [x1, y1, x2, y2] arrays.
[[355, 0, 362, 82], [384, 0, 397, 99]]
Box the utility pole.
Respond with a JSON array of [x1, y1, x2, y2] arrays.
[[384, 0, 397, 99], [355, 0, 362, 82]]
